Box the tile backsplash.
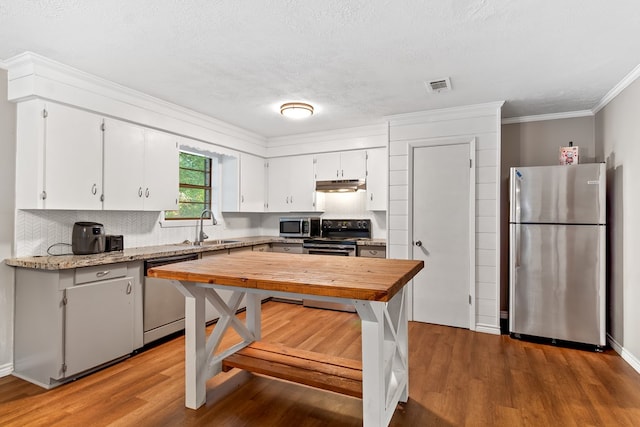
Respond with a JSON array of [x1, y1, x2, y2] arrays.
[[15, 192, 386, 257], [15, 210, 263, 257]]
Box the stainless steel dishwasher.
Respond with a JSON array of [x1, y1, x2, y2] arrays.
[[143, 253, 199, 344]]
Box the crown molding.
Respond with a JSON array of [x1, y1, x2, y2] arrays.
[[0, 60, 7, 71], [501, 110, 594, 125], [592, 62, 640, 115], [385, 101, 505, 126], [266, 123, 388, 158], [4, 51, 267, 154]]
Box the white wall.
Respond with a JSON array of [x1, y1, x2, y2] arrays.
[[595, 76, 640, 371], [387, 103, 503, 333], [0, 68, 16, 375]]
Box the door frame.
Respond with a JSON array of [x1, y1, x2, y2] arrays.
[[408, 137, 476, 330]]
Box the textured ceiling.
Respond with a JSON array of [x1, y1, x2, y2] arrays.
[[1, 0, 640, 138]]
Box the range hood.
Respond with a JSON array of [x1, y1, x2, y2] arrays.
[[315, 179, 366, 192]]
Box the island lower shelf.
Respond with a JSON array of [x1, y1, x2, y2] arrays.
[[222, 341, 363, 398]]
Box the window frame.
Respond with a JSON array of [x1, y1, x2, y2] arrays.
[[163, 151, 214, 222]]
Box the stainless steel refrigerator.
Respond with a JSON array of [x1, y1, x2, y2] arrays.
[[509, 163, 606, 347]]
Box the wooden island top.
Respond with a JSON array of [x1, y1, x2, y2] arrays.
[[147, 251, 424, 302]]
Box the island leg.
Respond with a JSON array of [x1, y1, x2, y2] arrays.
[[179, 282, 207, 409], [355, 287, 408, 427], [245, 292, 262, 341]]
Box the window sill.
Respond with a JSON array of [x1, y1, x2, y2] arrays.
[[159, 217, 219, 228]]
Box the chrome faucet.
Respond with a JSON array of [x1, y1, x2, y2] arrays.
[[195, 208, 217, 245]]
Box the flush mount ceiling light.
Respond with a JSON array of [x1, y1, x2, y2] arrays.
[[280, 102, 314, 119]]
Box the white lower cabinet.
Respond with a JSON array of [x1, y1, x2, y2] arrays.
[[64, 277, 134, 377], [357, 245, 386, 258], [13, 263, 139, 389], [270, 242, 304, 254]]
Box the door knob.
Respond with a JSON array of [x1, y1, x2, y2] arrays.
[[414, 240, 422, 247]]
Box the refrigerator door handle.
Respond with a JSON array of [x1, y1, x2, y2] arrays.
[[515, 224, 521, 267], [510, 168, 521, 223]]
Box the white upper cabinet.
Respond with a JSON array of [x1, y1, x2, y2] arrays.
[[15, 100, 104, 210], [222, 153, 266, 212], [103, 119, 145, 210], [267, 155, 316, 212], [103, 119, 178, 211], [366, 148, 388, 211], [142, 129, 179, 211], [315, 150, 367, 181]]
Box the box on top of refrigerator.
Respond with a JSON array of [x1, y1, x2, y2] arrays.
[[559, 146, 579, 165]]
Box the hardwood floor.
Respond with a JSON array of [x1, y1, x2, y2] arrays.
[[1, 301, 639, 426]]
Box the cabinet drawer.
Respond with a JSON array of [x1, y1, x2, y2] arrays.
[[252, 244, 270, 252], [357, 246, 386, 258], [75, 263, 128, 285], [271, 243, 303, 254]]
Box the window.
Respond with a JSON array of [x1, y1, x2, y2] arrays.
[[164, 152, 213, 220]]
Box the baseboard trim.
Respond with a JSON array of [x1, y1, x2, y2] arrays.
[[607, 333, 622, 353], [0, 362, 13, 378], [475, 324, 501, 335], [607, 334, 640, 375]]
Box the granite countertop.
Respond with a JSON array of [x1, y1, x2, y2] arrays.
[[5, 236, 386, 270]]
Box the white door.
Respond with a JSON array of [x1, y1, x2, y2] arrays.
[[412, 142, 473, 328]]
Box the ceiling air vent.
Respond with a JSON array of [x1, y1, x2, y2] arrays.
[[425, 77, 452, 93]]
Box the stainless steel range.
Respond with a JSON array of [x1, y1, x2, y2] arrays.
[[302, 219, 372, 311], [303, 219, 371, 256]]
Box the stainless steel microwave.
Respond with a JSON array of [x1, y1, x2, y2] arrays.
[[279, 217, 321, 238]]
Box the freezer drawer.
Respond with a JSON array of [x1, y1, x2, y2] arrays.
[[509, 223, 605, 346]]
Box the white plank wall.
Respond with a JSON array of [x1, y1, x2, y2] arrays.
[[387, 103, 503, 334]]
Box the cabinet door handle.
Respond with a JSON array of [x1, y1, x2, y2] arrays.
[[336, 170, 339, 178], [241, 195, 244, 203], [145, 188, 150, 198], [286, 196, 289, 204], [370, 193, 374, 201], [368, 250, 377, 255], [41, 191, 47, 200], [138, 187, 143, 197], [91, 184, 97, 195], [290, 195, 293, 203], [283, 247, 290, 252], [96, 271, 110, 278], [126, 281, 132, 295], [341, 169, 344, 177]]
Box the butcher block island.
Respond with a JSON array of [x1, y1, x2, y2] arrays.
[[148, 251, 424, 427]]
